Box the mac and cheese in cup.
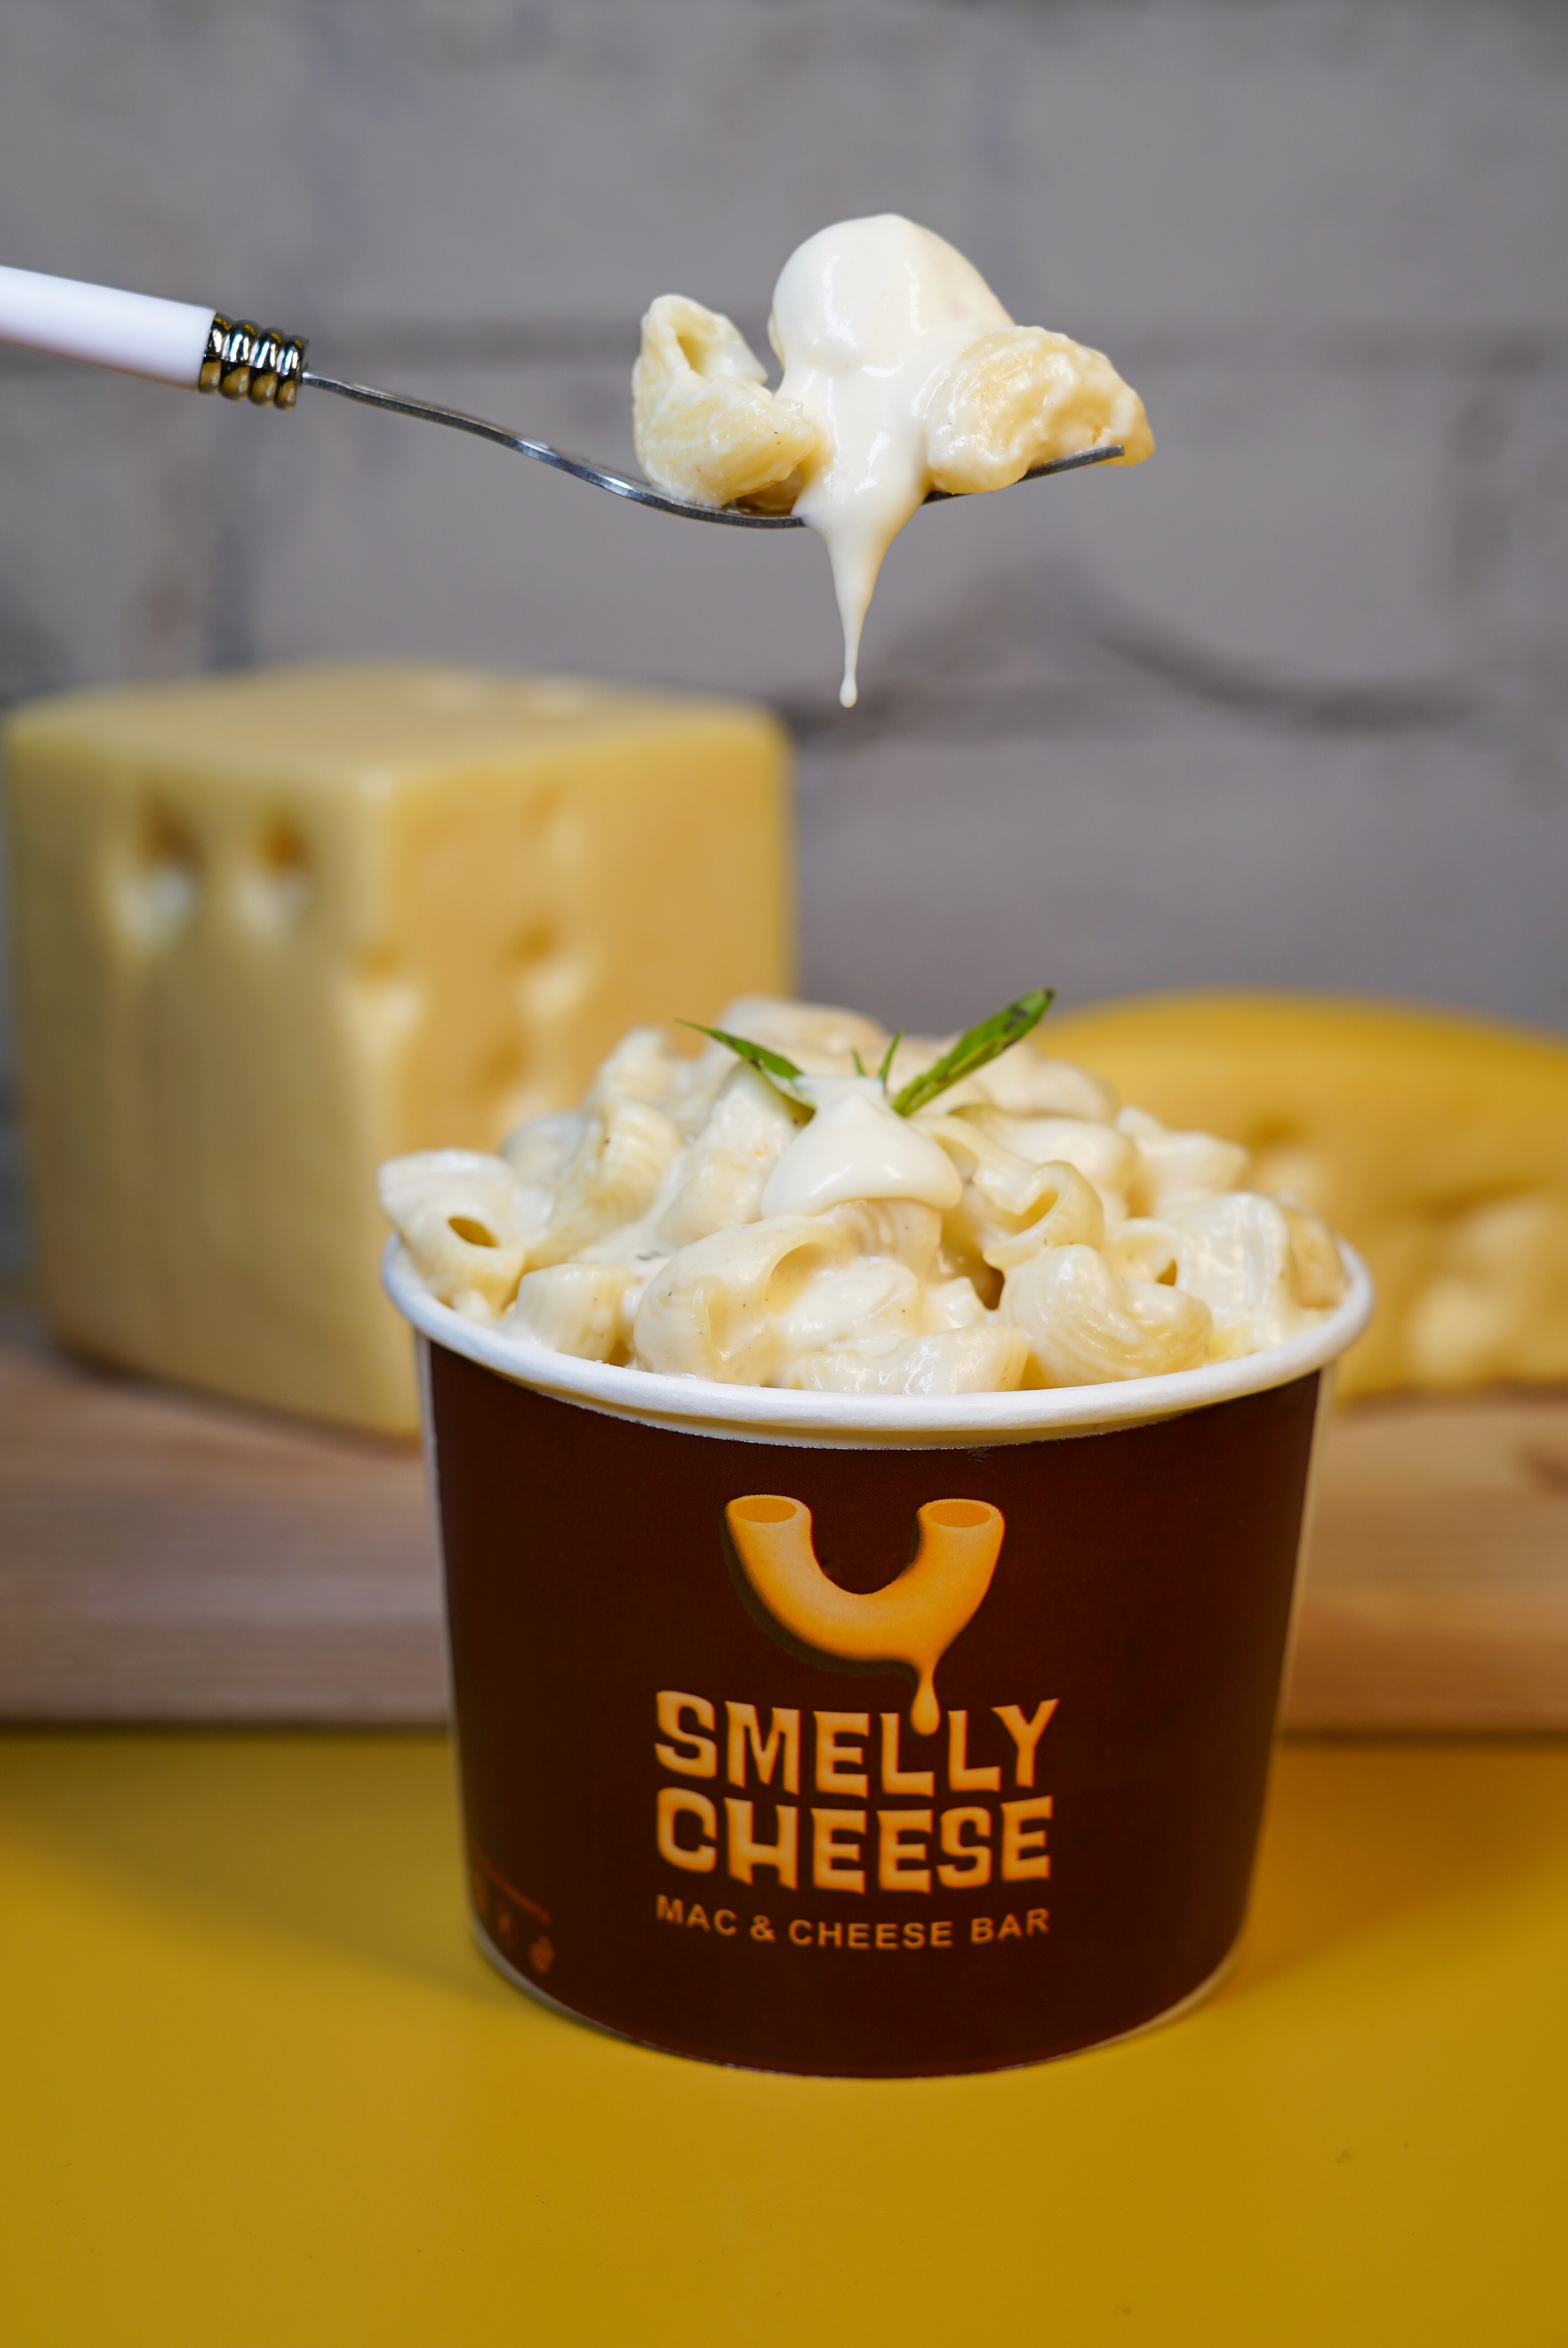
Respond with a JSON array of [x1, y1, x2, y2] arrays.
[[383, 1000, 1371, 2074]]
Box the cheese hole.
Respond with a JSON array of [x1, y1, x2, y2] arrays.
[[479, 1036, 528, 1090], [342, 950, 423, 1057], [241, 819, 312, 934], [511, 921, 560, 969], [511, 921, 592, 1026], [448, 1216, 499, 1248], [115, 809, 200, 946], [475, 1033, 532, 1135], [1427, 1188, 1517, 1233]]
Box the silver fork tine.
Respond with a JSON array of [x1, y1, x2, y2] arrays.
[[922, 444, 1125, 501]]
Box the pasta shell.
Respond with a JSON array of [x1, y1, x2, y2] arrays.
[[961, 1111, 1137, 1209], [1172, 1193, 1327, 1355], [377, 1150, 540, 1320], [787, 1326, 1030, 1396], [532, 1099, 684, 1267], [922, 326, 1153, 495], [1120, 1106, 1250, 1217], [968, 1048, 1117, 1121], [657, 1065, 802, 1248], [588, 1025, 691, 1111], [633, 1214, 854, 1384], [982, 1162, 1107, 1269], [501, 1109, 587, 1187], [1280, 1201, 1349, 1310], [716, 995, 890, 1077], [504, 1263, 634, 1362], [827, 1199, 945, 1275], [923, 1118, 1105, 1293], [633, 296, 823, 510], [1104, 1219, 1185, 1290], [1002, 1244, 1212, 1385]]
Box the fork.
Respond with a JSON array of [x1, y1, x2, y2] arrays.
[[0, 262, 1123, 528]]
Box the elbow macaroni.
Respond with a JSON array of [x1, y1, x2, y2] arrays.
[[632, 295, 823, 512], [922, 326, 1154, 493], [380, 997, 1349, 1394]]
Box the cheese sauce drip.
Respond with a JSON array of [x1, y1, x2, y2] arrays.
[[770, 218, 1012, 706], [632, 215, 1153, 707]]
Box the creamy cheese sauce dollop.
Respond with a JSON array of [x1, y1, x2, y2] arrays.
[[768, 218, 1013, 706], [761, 1077, 964, 1217]]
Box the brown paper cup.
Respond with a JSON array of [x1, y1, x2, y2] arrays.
[[388, 1245, 1371, 2077]]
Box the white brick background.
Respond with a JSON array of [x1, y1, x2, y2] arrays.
[[2, 0, 1566, 1269]]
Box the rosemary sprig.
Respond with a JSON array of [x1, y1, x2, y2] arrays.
[[890, 988, 1055, 1118], [683, 990, 1055, 1122]]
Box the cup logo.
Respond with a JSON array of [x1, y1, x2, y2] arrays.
[[724, 1495, 1005, 1733]]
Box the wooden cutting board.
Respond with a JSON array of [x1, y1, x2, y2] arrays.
[[2, 1310, 1565, 1729]]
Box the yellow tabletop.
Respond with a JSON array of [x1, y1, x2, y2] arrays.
[[3, 1731, 1565, 2346]]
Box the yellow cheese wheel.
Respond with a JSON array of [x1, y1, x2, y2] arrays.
[[1046, 993, 1568, 1399]]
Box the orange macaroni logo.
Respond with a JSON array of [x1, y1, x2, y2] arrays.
[[724, 1495, 1004, 1733]]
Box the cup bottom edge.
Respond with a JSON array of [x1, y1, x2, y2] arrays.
[[465, 1912, 1244, 2079]]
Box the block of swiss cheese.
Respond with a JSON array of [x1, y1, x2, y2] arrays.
[[3, 665, 792, 1432], [1046, 992, 1568, 1399]]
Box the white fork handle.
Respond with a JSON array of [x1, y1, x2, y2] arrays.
[[0, 264, 214, 387]]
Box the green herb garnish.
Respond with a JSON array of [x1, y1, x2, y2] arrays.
[[683, 989, 1055, 1121], [679, 1021, 808, 1104], [890, 988, 1055, 1118]]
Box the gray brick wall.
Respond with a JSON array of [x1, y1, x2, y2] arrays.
[[3, 0, 1566, 1267]]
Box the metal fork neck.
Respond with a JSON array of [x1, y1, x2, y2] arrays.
[[300, 367, 806, 524]]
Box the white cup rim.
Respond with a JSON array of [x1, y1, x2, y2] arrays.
[[384, 1238, 1374, 1450]]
